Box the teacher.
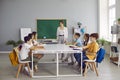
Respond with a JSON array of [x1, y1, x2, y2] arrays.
[[57, 20, 68, 60]]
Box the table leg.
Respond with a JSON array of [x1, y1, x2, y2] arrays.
[[32, 53, 33, 77], [56, 53, 59, 77], [81, 52, 82, 75]]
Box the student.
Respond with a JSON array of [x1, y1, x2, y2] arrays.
[[32, 32, 38, 46], [19, 36, 35, 74], [32, 31, 42, 46], [73, 33, 83, 47], [64, 33, 83, 65], [28, 33, 43, 71], [56, 20, 68, 60], [31, 32, 44, 59], [19, 36, 34, 62], [83, 33, 89, 46], [77, 33, 99, 69]]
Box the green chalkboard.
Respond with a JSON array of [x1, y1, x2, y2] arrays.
[[37, 19, 67, 39]]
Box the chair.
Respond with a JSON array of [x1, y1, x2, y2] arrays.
[[83, 57, 98, 77], [83, 48, 106, 76], [14, 47, 32, 78]]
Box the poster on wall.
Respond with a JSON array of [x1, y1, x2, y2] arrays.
[[20, 28, 32, 41]]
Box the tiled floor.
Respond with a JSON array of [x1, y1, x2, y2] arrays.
[[0, 53, 120, 80]]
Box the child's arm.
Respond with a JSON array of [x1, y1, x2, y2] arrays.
[[86, 52, 96, 55], [31, 45, 44, 50], [28, 46, 35, 55], [82, 43, 90, 49], [73, 42, 78, 46], [30, 46, 35, 50]]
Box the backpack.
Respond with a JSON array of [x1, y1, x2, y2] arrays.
[[9, 49, 19, 66], [96, 48, 106, 63]]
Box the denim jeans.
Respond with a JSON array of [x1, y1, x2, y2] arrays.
[[74, 52, 88, 68]]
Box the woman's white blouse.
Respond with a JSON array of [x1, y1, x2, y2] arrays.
[[57, 27, 68, 41]]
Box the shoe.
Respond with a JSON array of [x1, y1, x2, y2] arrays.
[[34, 65, 38, 72], [64, 59, 68, 62], [24, 67, 31, 76], [68, 62, 74, 65], [52, 59, 56, 61], [25, 67, 28, 72]]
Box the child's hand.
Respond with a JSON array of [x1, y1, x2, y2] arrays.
[[35, 46, 45, 50]]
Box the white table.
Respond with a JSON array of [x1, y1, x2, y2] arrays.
[[32, 44, 82, 78]]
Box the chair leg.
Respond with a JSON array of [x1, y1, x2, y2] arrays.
[[91, 62, 95, 72], [93, 62, 99, 76], [89, 63, 94, 71], [83, 62, 89, 77], [26, 63, 32, 78], [16, 64, 22, 78], [20, 64, 24, 73]]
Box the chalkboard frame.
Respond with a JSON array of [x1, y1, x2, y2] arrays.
[[36, 19, 67, 39]]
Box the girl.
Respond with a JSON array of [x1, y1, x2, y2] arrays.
[[28, 33, 44, 71], [83, 33, 89, 46], [31, 32, 44, 59]]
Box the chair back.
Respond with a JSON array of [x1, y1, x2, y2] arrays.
[[96, 48, 106, 63], [14, 46, 31, 63], [13, 47, 22, 63]]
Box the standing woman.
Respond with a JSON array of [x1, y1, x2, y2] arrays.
[[57, 20, 68, 60]]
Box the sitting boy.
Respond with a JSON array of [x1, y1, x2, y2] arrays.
[[64, 33, 83, 65], [19, 36, 40, 72], [73, 33, 83, 65], [77, 33, 99, 70], [19, 36, 34, 62]]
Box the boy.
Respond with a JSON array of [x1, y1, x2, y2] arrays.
[[78, 33, 99, 69], [64, 33, 83, 65], [19, 36, 35, 75], [72, 33, 83, 65], [19, 36, 34, 62], [73, 33, 83, 47]]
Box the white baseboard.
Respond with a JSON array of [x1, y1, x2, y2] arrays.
[[0, 51, 10, 53]]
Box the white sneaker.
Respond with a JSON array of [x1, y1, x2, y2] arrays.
[[25, 67, 28, 72], [24, 67, 32, 77]]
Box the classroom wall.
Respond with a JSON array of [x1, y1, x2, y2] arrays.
[[0, 0, 98, 51], [116, 0, 120, 19]]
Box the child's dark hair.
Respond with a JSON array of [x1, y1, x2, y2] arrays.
[[75, 33, 80, 37], [84, 33, 89, 41], [32, 31, 37, 36], [28, 33, 32, 39], [90, 33, 99, 40], [24, 36, 31, 43], [18, 44, 22, 51], [84, 33, 89, 46], [59, 20, 64, 24]]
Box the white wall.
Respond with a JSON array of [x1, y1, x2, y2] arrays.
[[0, 0, 98, 51], [116, 0, 120, 19]]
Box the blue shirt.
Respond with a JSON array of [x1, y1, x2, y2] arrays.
[[75, 38, 83, 47]]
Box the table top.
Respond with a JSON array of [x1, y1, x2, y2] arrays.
[[33, 44, 82, 54]]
